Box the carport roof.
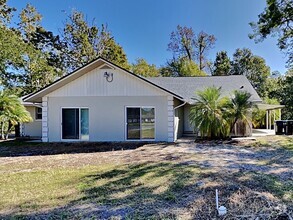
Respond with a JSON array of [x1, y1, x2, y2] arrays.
[[257, 103, 285, 110]]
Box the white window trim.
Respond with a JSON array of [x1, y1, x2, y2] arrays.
[[60, 107, 89, 142], [124, 106, 156, 141], [35, 107, 42, 121]]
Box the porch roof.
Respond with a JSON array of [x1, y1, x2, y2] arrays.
[[257, 103, 285, 110]]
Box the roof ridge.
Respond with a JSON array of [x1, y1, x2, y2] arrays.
[[148, 75, 245, 79]]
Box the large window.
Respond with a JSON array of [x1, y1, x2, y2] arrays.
[[35, 107, 42, 120], [62, 108, 89, 140], [126, 107, 155, 140]]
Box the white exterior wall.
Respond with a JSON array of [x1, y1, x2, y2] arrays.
[[44, 67, 174, 142], [22, 106, 42, 137], [47, 96, 169, 142]]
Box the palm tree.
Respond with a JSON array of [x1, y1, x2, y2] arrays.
[[0, 92, 32, 139], [225, 90, 255, 136], [189, 86, 230, 139]]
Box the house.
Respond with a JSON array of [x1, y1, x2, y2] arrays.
[[20, 99, 42, 139], [22, 57, 262, 142]]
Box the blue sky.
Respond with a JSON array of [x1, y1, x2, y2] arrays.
[[9, 0, 288, 73]]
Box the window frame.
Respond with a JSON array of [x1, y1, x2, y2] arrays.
[[35, 107, 42, 121], [125, 106, 156, 141], [60, 107, 89, 141]]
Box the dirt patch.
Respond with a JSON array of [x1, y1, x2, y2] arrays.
[[0, 140, 155, 157]]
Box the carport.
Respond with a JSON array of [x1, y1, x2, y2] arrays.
[[257, 104, 285, 130]]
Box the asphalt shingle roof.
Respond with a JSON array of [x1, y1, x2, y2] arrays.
[[148, 75, 262, 104]]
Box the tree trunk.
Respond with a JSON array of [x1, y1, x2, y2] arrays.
[[231, 118, 238, 136], [199, 43, 203, 71], [5, 122, 13, 140], [1, 122, 5, 140], [15, 123, 20, 137], [184, 45, 192, 61]]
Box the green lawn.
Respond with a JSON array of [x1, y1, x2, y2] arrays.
[[0, 161, 202, 218], [251, 135, 293, 151], [0, 136, 292, 219]]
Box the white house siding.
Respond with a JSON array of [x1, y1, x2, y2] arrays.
[[47, 96, 169, 142], [48, 68, 167, 97], [43, 67, 173, 142], [22, 106, 42, 138]]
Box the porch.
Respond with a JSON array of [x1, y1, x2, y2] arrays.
[[257, 103, 285, 130]]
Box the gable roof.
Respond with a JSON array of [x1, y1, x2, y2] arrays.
[[23, 57, 262, 104], [24, 57, 184, 102], [148, 75, 262, 104]]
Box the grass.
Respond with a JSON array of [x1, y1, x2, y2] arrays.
[[0, 135, 292, 219], [251, 135, 293, 151], [0, 162, 202, 218]]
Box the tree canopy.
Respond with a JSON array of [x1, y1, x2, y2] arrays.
[[131, 58, 159, 77], [62, 10, 130, 71], [249, 0, 293, 68], [0, 0, 15, 25], [0, 4, 131, 95], [0, 91, 32, 139], [160, 58, 206, 77], [230, 48, 271, 97], [213, 51, 231, 76], [166, 25, 215, 75], [0, 0, 291, 123]]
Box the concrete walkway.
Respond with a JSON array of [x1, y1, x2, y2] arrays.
[[252, 129, 275, 137]]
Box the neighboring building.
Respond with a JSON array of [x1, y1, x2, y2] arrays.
[[23, 57, 262, 142]]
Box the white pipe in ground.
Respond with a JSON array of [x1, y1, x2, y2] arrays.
[[216, 189, 227, 216], [216, 189, 219, 210]]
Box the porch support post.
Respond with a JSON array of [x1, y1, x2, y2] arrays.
[[266, 110, 269, 129], [279, 108, 282, 120], [269, 110, 271, 130], [273, 110, 276, 129]]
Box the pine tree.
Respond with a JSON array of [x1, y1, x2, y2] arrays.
[[213, 51, 231, 76]]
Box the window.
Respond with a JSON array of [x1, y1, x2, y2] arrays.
[[62, 108, 89, 140], [35, 107, 42, 120], [126, 107, 155, 140]]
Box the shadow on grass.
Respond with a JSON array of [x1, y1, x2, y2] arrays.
[[0, 140, 164, 157], [0, 162, 204, 219]]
